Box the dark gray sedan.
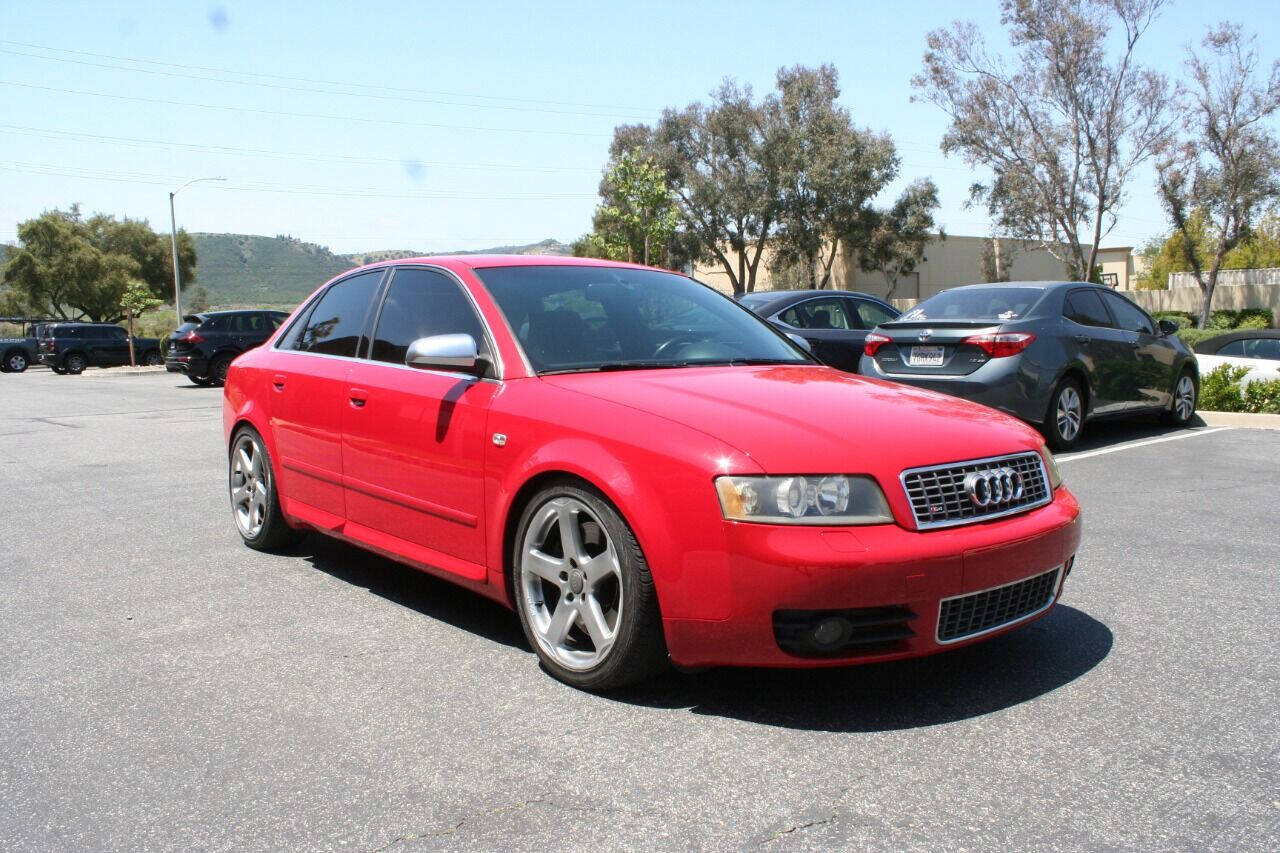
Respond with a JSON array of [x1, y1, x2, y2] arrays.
[[739, 289, 899, 373], [858, 282, 1200, 449]]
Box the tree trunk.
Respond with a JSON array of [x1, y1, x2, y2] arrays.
[[127, 311, 137, 366]]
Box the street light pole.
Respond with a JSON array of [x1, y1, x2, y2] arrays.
[[169, 177, 225, 322]]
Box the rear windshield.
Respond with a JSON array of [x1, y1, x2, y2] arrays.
[[175, 322, 201, 334], [897, 287, 1045, 322]]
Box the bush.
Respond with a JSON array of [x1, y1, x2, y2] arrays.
[[1236, 308, 1273, 329], [1198, 364, 1280, 414], [1175, 328, 1221, 349], [1152, 310, 1197, 330], [1208, 309, 1240, 329]]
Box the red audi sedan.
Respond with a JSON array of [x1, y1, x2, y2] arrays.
[[224, 256, 1081, 690]]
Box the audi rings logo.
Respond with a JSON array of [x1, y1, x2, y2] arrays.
[[963, 467, 1025, 508]]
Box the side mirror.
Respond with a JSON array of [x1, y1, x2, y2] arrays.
[[1158, 319, 1179, 335], [787, 333, 813, 353], [405, 334, 485, 376]]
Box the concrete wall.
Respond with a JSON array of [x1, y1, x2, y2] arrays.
[[1126, 281, 1280, 320], [693, 234, 1077, 298]]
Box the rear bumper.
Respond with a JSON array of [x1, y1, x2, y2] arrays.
[[662, 487, 1081, 668], [165, 353, 208, 376], [859, 355, 1051, 424]]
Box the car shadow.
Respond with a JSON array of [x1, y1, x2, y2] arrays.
[[293, 534, 526, 650], [289, 532, 1110, 731], [1065, 414, 1210, 454], [607, 605, 1112, 732]]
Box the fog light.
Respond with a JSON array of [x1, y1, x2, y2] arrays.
[[810, 617, 850, 648]]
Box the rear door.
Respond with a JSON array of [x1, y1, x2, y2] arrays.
[[341, 266, 497, 578], [98, 326, 131, 365], [775, 296, 865, 371], [1062, 288, 1133, 416], [1101, 291, 1178, 411], [268, 270, 385, 530]]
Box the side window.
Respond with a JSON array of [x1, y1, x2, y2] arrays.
[[108, 326, 127, 340], [269, 313, 287, 330], [292, 271, 383, 356], [852, 299, 896, 329], [202, 315, 227, 332], [1102, 292, 1155, 335], [1064, 290, 1113, 328], [780, 298, 852, 330], [1243, 338, 1280, 359], [369, 268, 489, 369], [1215, 340, 1246, 356]]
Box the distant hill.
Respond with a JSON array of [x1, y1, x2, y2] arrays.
[[191, 233, 571, 308]]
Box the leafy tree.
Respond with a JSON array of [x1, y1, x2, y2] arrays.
[[120, 279, 161, 365], [768, 65, 900, 289], [914, 0, 1172, 281], [980, 236, 1023, 282], [2, 206, 196, 322], [612, 80, 784, 295], [1137, 210, 1280, 290], [574, 151, 682, 266], [1156, 23, 1280, 327], [856, 179, 943, 298], [188, 286, 212, 313]]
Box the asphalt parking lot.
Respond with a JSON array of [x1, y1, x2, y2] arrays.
[[2, 368, 1277, 852]]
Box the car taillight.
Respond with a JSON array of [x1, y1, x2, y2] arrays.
[[963, 332, 1036, 358], [180, 331, 205, 344], [863, 333, 892, 357]]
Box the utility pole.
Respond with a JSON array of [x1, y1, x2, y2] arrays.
[[169, 177, 225, 321]]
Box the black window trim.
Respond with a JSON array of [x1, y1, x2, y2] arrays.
[[361, 263, 504, 382], [273, 267, 388, 360], [1064, 286, 1117, 330], [1099, 288, 1157, 336]]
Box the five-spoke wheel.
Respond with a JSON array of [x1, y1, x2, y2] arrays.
[[513, 483, 666, 690]]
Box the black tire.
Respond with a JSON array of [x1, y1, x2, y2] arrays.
[[64, 353, 87, 375], [211, 354, 235, 386], [141, 349, 163, 367], [189, 374, 214, 386], [1042, 377, 1085, 451], [1164, 368, 1198, 426], [511, 480, 667, 691], [2, 350, 25, 372], [51, 366, 67, 375], [228, 425, 304, 552]]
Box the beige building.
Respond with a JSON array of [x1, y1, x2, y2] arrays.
[[694, 234, 1141, 300]]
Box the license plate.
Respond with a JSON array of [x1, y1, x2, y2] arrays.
[[909, 346, 945, 366]]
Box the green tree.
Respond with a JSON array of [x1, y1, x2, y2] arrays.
[[2, 206, 196, 322], [120, 279, 161, 365], [768, 65, 900, 289], [856, 179, 944, 298], [1157, 24, 1280, 327], [914, 0, 1172, 281], [574, 151, 681, 266]]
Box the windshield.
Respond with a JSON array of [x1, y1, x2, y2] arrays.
[[475, 266, 811, 374], [896, 287, 1045, 322]]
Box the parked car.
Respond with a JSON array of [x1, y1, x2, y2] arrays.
[[859, 282, 1200, 450], [1192, 329, 1280, 384], [738, 289, 899, 372], [0, 320, 41, 373], [166, 310, 290, 385], [37, 323, 162, 374], [224, 257, 1081, 690]]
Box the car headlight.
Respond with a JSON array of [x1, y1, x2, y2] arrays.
[[714, 475, 893, 525], [1040, 446, 1063, 489]]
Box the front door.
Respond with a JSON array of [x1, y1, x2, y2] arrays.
[[341, 267, 497, 579], [1062, 288, 1133, 416], [1101, 291, 1178, 411]]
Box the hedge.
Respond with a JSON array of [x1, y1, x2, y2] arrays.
[[1199, 364, 1280, 414]]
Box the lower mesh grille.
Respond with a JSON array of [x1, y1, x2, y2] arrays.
[[937, 568, 1061, 643]]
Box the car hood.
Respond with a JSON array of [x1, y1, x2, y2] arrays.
[[541, 365, 1047, 475]]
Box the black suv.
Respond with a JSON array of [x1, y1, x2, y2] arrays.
[[38, 323, 162, 374], [166, 310, 289, 385]]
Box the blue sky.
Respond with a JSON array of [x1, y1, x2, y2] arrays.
[[2, 0, 1277, 255]]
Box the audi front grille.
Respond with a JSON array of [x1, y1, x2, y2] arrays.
[[900, 452, 1051, 530], [936, 566, 1062, 643]]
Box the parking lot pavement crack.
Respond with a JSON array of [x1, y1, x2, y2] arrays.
[[759, 812, 840, 845]]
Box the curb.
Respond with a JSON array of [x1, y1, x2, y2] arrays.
[[77, 366, 169, 378], [1197, 410, 1280, 430]]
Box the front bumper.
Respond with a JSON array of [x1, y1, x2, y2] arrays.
[[662, 487, 1081, 668]]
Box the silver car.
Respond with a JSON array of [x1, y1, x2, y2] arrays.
[[859, 282, 1200, 450]]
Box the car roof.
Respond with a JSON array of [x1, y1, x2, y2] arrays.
[[1193, 328, 1280, 353], [740, 289, 893, 305], [940, 281, 1091, 292], [351, 254, 668, 274]]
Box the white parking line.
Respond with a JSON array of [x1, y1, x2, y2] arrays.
[[1057, 427, 1233, 463]]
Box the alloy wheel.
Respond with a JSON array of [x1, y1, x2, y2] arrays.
[[519, 497, 624, 672], [6, 353, 26, 372], [1055, 386, 1082, 442], [230, 432, 269, 539], [1174, 374, 1196, 422]]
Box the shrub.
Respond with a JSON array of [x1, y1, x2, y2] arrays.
[[1235, 308, 1273, 329], [1208, 309, 1240, 330], [1199, 364, 1250, 411], [1152, 310, 1197, 329], [1175, 328, 1221, 349], [1198, 364, 1280, 413]]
